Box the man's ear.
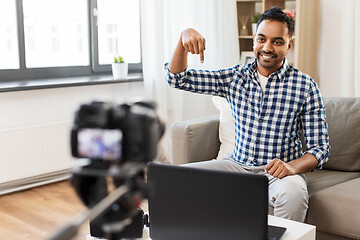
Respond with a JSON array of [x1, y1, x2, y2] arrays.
[[287, 38, 294, 53]]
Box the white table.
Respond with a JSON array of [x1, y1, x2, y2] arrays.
[[268, 215, 315, 240], [87, 215, 315, 240]]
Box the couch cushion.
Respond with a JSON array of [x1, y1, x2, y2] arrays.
[[170, 115, 220, 164], [307, 178, 360, 239], [316, 231, 355, 240], [305, 170, 360, 196], [323, 98, 360, 171], [212, 96, 235, 159]]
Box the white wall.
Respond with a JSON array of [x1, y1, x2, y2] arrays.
[[0, 81, 145, 184], [318, 0, 360, 97]]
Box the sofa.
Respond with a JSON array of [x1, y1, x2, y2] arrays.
[[170, 97, 360, 240]]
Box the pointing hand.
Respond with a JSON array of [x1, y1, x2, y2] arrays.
[[181, 28, 206, 63]]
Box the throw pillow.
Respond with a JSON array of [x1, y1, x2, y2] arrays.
[[211, 96, 235, 159]]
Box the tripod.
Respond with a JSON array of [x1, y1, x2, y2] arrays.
[[48, 161, 148, 240]]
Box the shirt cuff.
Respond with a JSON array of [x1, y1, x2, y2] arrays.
[[304, 148, 329, 169], [164, 63, 188, 79]]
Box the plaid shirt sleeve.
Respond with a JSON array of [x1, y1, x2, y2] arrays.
[[164, 63, 238, 98], [301, 80, 330, 169]]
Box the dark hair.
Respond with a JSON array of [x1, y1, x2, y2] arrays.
[[257, 7, 295, 37]]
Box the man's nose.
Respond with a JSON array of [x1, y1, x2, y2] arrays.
[[262, 40, 273, 52]]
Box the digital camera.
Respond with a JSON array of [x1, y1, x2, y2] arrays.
[[71, 100, 165, 163]]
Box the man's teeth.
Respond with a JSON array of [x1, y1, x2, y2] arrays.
[[262, 55, 273, 59]]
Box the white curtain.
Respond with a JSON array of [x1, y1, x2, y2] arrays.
[[140, 0, 240, 163], [318, 0, 360, 97]]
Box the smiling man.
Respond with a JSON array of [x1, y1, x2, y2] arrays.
[[254, 19, 293, 77], [165, 7, 330, 222]]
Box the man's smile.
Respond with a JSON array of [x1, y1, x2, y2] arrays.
[[259, 52, 276, 60]]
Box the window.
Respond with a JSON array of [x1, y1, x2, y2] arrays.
[[0, 0, 19, 70], [23, 0, 89, 68], [97, 0, 141, 64], [0, 0, 141, 82], [91, 0, 141, 72]]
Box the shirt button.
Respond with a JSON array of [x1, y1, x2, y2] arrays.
[[256, 140, 260, 144], [259, 119, 263, 123], [258, 98, 261, 102]]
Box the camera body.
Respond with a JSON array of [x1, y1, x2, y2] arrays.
[[71, 100, 164, 164]]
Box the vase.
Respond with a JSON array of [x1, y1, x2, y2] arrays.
[[111, 63, 128, 79], [240, 25, 248, 36]]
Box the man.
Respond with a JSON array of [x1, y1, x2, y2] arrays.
[[165, 7, 330, 222]]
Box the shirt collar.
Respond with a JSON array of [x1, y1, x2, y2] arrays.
[[248, 59, 258, 75], [273, 57, 289, 81], [249, 57, 290, 81]]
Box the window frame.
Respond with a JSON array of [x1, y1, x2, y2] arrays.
[[0, 0, 142, 83]]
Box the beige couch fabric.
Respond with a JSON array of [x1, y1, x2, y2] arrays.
[[307, 178, 360, 239], [305, 170, 360, 196], [323, 98, 360, 171]]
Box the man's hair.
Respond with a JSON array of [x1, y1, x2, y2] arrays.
[[257, 7, 295, 37]]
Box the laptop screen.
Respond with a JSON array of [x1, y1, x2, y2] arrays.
[[147, 162, 269, 240]]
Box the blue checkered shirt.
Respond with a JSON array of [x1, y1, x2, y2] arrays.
[[165, 58, 330, 169]]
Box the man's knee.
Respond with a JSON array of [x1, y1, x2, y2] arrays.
[[269, 175, 309, 222], [276, 175, 308, 202]]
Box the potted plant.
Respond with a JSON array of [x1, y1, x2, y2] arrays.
[[111, 56, 128, 79], [251, 13, 261, 35]]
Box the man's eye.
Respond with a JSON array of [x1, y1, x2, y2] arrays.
[[257, 38, 265, 42], [274, 41, 284, 45]]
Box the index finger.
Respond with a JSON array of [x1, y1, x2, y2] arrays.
[[198, 39, 205, 63], [200, 50, 204, 63]]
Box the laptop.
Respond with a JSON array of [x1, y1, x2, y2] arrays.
[[147, 162, 286, 240]]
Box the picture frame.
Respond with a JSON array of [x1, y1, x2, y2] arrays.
[[240, 51, 255, 66]]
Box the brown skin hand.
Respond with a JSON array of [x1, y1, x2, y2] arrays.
[[264, 154, 319, 179], [169, 28, 206, 73]]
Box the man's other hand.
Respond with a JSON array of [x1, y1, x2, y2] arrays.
[[264, 158, 296, 179], [181, 28, 206, 63]]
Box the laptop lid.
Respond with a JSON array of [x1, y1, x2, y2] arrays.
[[147, 162, 269, 240]]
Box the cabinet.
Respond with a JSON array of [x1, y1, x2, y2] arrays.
[[236, 0, 297, 65]]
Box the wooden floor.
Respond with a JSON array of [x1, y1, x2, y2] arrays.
[[0, 181, 90, 240], [0, 180, 149, 240]]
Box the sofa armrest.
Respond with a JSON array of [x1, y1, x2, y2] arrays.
[[170, 115, 220, 165]]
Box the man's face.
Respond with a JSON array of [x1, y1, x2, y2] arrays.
[[253, 20, 293, 77]]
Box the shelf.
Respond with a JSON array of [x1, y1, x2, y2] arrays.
[[236, 0, 262, 2], [239, 35, 253, 39]]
